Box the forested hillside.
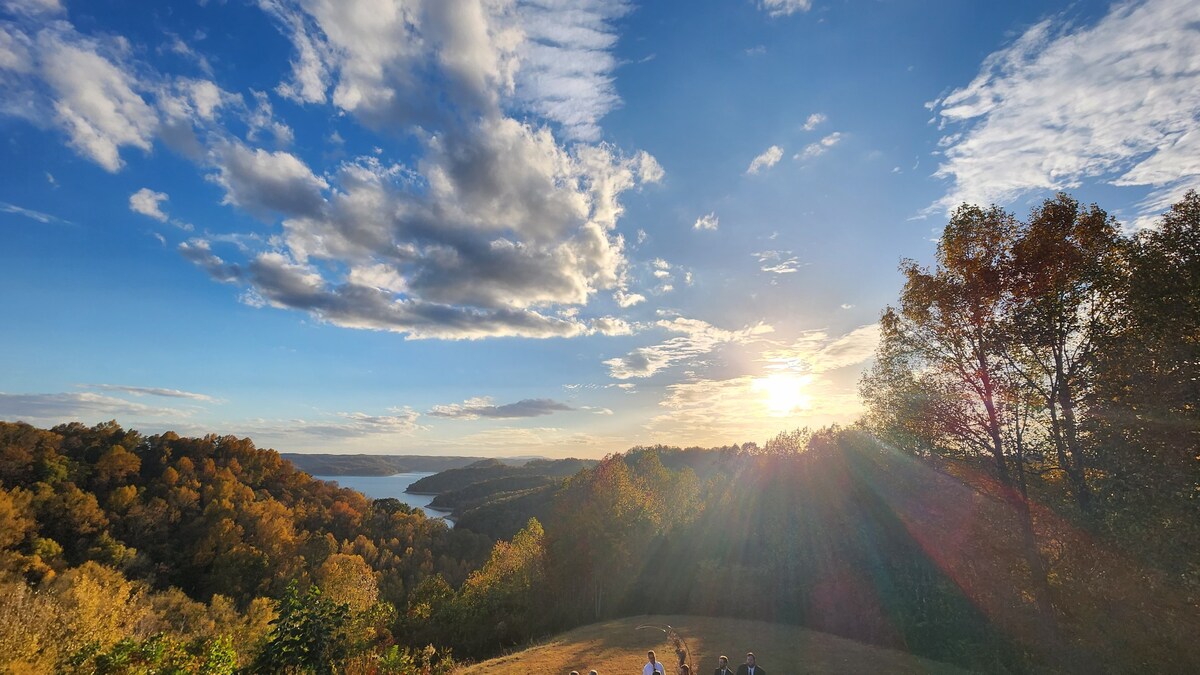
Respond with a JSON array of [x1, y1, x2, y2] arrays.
[[0, 422, 491, 672], [281, 454, 494, 477]]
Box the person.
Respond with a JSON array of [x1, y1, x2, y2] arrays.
[[735, 652, 764, 675], [570, 671, 579, 675], [643, 650, 665, 675], [589, 671, 598, 675], [681, 666, 691, 675], [714, 655, 733, 675]]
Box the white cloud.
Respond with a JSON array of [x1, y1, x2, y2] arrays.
[[1, 201, 62, 224], [591, 316, 634, 335], [747, 144, 784, 175], [211, 142, 329, 219], [2, 0, 63, 17], [754, 250, 802, 274], [0, 391, 189, 422], [85, 383, 217, 402], [429, 396, 573, 420], [39, 31, 157, 171], [604, 317, 773, 379], [760, 323, 880, 374], [129, 188, 169, 222], [931, 0, 1200, 218], [615, 290, 646, 308], [513, 1, 633, 141], [795, 132, 842, 160], [693, 211, 719, 231], [0, 1, 662, 342], [236, 407, 425, 440], [758, 0, 813, 18], [802, 112, 826, 131]]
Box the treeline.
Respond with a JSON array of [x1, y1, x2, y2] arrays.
[[0, 421, 493, 671], [857, 190, 1200, 670], [861, 192, 1199, 610], [280, 454, 491, 477]]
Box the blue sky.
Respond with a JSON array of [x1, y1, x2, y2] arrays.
[[2, 0, 1197, 456]]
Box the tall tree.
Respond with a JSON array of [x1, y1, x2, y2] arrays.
[[1004, 194, 1124, 517]]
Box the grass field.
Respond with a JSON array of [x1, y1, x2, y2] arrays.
[[457, 615, 972, 674]]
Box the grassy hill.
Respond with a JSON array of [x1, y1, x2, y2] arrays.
[[457, 615, 972, 674]]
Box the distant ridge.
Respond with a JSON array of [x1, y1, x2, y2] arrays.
[[282, 453, 547, 476]]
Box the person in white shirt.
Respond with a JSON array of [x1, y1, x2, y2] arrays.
[[714, 655, 733, 675], [643, 650, 665, 675]]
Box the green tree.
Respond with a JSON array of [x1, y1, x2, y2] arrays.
[[251, 581, 350, 675]]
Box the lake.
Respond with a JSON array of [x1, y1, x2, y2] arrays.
[[313, 472, 453, 525]]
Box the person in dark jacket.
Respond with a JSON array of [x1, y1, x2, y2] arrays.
[[735, 652, 763, 675], [714, 655, 733, 675]]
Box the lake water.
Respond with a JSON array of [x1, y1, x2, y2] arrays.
[[313, 472, 453, 525]]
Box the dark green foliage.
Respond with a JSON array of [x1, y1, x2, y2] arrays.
[[251, 582, 351, 675]]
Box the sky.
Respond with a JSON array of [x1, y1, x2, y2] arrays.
[[2, 0, 1198, 457]]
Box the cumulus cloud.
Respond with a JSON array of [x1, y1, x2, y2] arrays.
[[758, 0, 812, 18], [0, 13, 250, 172], [211, 142, 329, 219], [693, 211, 719, 231], [604, 317, 773, 379], [930, 0, 1200, 219], [753, 250, 802, 274], [802, 112, 826, 131], [1, 1, 662, 341], [747, 144, 784, 175], [129, 188, 169, 222], [165, 0, 663, 339], [38, 32, 157, 171], [429, 397, 574, 420], [795, 132, 842, 160]]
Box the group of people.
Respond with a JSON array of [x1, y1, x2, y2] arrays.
[[568, 650, 765, 675]]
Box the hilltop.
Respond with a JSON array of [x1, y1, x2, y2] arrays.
[[458, 615, 971, 674]]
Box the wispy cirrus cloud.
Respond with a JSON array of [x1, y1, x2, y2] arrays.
[[84, 384, 218, 403], [604, 317, 773, 379], [1, 201, 65, 224], [753, 250, 803, 274], [0, 391, 189, 421], [232, 408, 425, 441], [429, 397, 574, 420], [930, 0, 1200, 221], [761, 323, 880, 374]]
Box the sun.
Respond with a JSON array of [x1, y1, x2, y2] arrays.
[[752, 372, 813, 416]]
